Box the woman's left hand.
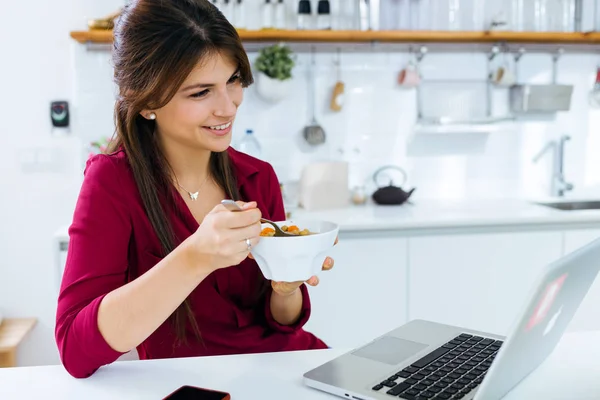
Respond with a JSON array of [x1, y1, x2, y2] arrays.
[[271, 236, 338, 296]]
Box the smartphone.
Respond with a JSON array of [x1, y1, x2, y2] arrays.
[[162, 385, 231, 400]]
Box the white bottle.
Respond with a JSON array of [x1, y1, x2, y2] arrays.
[[274, 0, 287, 29], [221, 0, 233, 22], [317, 0, 331, 30], [262, 0, 274, 29], [357, 0, 370, 31], [233, 0, 246, 29], [238, 130, 262, 159], [297, 0, 312, 29]]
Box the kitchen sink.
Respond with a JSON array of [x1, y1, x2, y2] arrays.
[[535, 200, 600, 211]]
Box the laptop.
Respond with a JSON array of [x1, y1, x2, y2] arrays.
[[304, 236, 600, 400]]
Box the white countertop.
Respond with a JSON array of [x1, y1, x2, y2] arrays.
[[291, 197, 600, 233], [54, 197, 600, 241], [1, 331, 599, 399]]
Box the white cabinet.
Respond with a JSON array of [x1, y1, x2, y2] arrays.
[[563, 229, 600, 333], [304, 235, 408, 349], [51, 222, 600, 349], [408, 231, 563, 336]]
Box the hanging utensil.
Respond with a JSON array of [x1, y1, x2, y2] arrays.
[[330, 48, 345, 112], [303, 47, 326, 146]]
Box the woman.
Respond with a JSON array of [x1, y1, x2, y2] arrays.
[[55, 0, 334, 379]]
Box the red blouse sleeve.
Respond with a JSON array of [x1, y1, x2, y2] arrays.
[[55, 155, 130, 378], [261, 164, 312, 332]]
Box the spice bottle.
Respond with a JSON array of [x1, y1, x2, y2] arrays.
[[297, 0, 312, 29], [317, 0, 331, 29]]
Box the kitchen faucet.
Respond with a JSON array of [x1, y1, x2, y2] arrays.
[[532, 135, 574, 197]]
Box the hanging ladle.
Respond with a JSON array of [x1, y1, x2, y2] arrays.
[[303, 47, 326, 146]]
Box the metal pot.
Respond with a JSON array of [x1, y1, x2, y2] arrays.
[[371, 166, 416, 205]]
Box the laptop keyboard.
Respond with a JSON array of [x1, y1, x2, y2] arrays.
[[371, 333, 504, 399]]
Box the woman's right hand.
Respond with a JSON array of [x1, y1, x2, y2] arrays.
[[187, 201, 262, 272]]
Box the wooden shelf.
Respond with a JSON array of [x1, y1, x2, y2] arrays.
[[71, 30, 114, 44], [70, 29, 600, 45], [0, 318, 37, 368]]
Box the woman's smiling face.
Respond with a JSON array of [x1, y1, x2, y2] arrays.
[[150, 51, 244, 153]]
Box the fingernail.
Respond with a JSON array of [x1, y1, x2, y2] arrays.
[[326, 257, 333, 266]]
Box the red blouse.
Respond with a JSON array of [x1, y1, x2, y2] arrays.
[[55, 147, 326, 378]]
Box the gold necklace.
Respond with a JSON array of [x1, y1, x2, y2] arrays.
[[176, 174, 210, 201]]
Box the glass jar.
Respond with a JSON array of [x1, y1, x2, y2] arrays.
[[508, 0, 525, 31], [521, 0, 549, 31], [351, 186, 368, 205], [548, 0, 575, 31], [427, 0, 485, 31]]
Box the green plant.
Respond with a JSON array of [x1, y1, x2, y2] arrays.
[[88, 136, 113, 161], [255, 43, 295, 81]]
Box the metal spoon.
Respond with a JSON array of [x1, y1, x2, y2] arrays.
[[220, 200, 295, 237]]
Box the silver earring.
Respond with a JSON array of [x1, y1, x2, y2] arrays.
[[149, 112, 156, 120]]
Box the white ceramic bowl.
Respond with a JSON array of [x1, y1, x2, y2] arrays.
[[251, 219, 339, 282]]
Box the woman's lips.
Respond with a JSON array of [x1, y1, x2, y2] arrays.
[[203, 121, 232, 136]]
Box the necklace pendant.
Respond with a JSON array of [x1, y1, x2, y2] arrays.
[[189, 191, 199, 201]]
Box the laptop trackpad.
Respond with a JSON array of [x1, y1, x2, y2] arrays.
[[352, 336, 428, 366]]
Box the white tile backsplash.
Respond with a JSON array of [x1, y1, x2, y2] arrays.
[[72, 43, 600, 200]]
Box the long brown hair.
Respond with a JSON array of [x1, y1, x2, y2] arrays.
[[108, 0, 254, 343]]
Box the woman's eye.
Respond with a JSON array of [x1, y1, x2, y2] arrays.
[[191, 90, 209, 98], [228, 74, 241, 84]]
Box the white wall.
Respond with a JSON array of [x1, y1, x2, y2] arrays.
[[3, 0, 600, 368], [0, 0, 124, 367], [74, 45, 600, 201]]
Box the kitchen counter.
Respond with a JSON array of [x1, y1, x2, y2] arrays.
[[290, 197, 600, 233], [54, 197, 600, 241]]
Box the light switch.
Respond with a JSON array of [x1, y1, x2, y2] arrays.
[[18, 146, 62, 173]]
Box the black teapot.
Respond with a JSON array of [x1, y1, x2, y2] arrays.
[[371, 165, 416, 205]]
